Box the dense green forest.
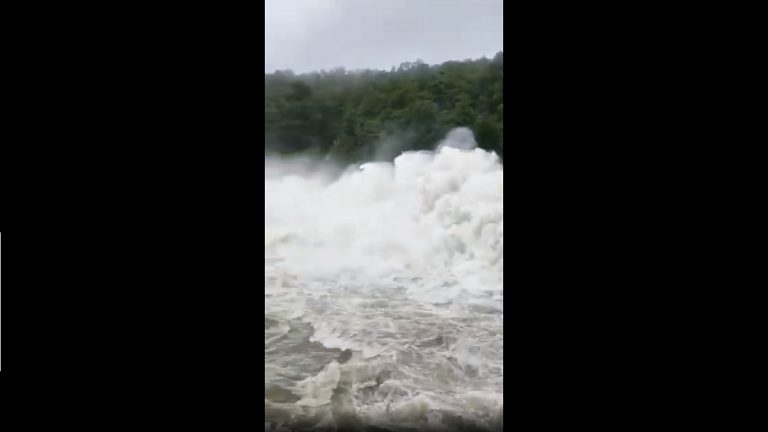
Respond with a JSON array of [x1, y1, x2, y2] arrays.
[[265, 52, 503, 163]]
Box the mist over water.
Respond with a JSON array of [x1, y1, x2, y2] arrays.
[[265, 129, 503, 431]]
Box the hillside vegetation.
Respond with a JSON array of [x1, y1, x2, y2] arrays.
[[265, 52, 503, 163]]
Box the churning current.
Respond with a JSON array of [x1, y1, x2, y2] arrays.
[[265, 129, 503, 432]]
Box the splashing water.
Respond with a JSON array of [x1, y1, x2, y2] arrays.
[[265, 129, 503, 432]]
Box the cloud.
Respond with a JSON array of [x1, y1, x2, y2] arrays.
[[265, 0, 503, 73]]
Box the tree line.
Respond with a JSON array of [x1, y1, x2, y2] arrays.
[[265, 52, 503, 163]]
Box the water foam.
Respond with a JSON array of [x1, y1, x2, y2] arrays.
[[265, 129, 503, 431], [266, 131, 502, 291]]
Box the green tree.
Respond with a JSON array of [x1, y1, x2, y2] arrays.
[[264, 53, 504, 164]]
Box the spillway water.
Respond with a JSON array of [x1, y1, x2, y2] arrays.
[[265, 129, 503, 432]]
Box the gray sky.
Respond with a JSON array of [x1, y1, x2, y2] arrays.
[[265, 0, 503, 74]]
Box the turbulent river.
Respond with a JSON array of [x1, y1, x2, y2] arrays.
[[265, 129, 503, 432]]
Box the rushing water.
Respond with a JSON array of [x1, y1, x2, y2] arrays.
[[265, 129, 503, 432]]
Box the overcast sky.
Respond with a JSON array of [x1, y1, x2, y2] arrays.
[[265, 0, 503, 74]]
